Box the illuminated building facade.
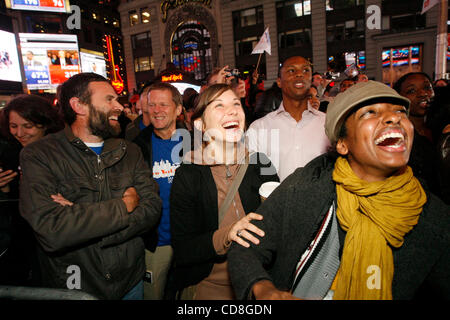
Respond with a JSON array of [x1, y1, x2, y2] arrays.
[[0, 0, 128, 99], [119, 0, 449, 96]]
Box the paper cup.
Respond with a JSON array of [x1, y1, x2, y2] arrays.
[[259, 181, 280, 202]]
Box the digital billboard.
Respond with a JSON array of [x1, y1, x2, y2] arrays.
[[0, 30, 22, 83], [382, 46, 421, 68], [5, 0, 71, 13], [382, 44, 422, 86], [80, 49, 107, 78], [19, 33, 80, 92], [344, 51, 366, 70]]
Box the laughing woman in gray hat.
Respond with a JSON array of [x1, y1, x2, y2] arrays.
[[228, 81, 450, 300]]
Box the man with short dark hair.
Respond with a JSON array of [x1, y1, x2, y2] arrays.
[[24, 51, 42, 67], [339, 78, 355, 93], [19, 73, 162, 300], [247, 56, 330, 181]]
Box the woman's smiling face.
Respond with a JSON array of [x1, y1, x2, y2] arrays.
[[337, 102, 414, 182], [398, 74, 434, 118], [9, 111, 46, 147], [200, 89, 245, 143]]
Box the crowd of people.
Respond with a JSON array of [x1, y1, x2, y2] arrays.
[[0, 55, 449, 300]]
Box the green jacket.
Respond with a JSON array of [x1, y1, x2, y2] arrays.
[[19, 126, 162, 299]]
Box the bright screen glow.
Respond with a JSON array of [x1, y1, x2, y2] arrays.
[[19, 33, 80, 92], [5, 0, 71, 13], [80, 49, 107, 78], [170, 82, 201, 95], [382, 46, 420, 67], [0, 30, 22, 82]]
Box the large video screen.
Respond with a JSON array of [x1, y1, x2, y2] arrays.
[[80, 49, 107, 78], [382, 44, 422, 86], [382, 45, 421, 68], [0, 30, 22, 83], [5, 0, 71, 13], [19, 33, 80, 92]]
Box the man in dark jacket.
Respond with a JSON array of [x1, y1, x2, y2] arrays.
[[228, 81, 450, 300], [132, 82, 189, 300], [252, 81, 282, 121], [19, 73, 162, 300]]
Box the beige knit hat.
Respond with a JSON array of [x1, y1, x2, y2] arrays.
[[325, 80, 410, 144]]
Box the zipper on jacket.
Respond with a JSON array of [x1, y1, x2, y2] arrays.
[[96, 154, 103, 201]]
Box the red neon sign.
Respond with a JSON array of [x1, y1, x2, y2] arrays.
[[161, 74, 183, 82], [105, 35, 124, 94]]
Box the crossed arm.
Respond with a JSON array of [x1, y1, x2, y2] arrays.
[[19, 146, 162, 253]]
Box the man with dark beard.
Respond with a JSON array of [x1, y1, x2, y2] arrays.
[[18, 73, 162, 300]]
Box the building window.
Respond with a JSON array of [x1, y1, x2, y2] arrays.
[[24, 15, 63, 33], [235, 36, 258, 56], [112, 19, 120, 28], [140, 7, 150, 24], [131, 32, 151, 49], [276, 1, 311, 18], [327, 19, 364, 42], [389, 14, 426, 33], [326, 0, 365, 11], [83, 27, 92, 43], [134, 56, 154, 72], [94, 29, 103, 44], [129, 10, 139, 26], [81, 8, 89, 20], [279, 28, 311, 49], [233, 6, 263, 28], [382, 16, 390, 30], [171, 20, 212, 81]]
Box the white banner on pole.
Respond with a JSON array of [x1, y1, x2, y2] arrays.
[[251, 27, 271, 55], [422, 0, 440, 14]]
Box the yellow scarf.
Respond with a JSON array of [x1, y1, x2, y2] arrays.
[[332, 157, 427, 300]]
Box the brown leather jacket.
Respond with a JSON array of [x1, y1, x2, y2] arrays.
[[19, 126, 162, 299]]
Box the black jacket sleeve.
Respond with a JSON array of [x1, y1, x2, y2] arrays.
[[170, 165, 218, 267]]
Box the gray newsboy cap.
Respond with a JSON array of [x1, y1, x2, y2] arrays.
[[325, 80, 410, 144]]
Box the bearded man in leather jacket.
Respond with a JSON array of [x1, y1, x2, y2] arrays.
[[19, 73, 162, 299]]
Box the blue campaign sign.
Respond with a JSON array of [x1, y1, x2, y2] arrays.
[[24, 65, 50, 86], [12, 0, 40, 7]]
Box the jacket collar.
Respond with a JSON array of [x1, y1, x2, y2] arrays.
[[64, 125, 126, 165]]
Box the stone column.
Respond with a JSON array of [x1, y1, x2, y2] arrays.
[[311, 0, 327, 74]]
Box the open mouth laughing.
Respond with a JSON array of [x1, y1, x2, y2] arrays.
[[374, 129, 407, 152], [222, 121, 240, 130]]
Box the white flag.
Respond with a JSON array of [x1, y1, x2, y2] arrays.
[[421, 0, 439, 14], [252, 27, 271, 55]]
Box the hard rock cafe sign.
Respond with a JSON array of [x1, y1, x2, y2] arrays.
[[160, 0, 212, 22]]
